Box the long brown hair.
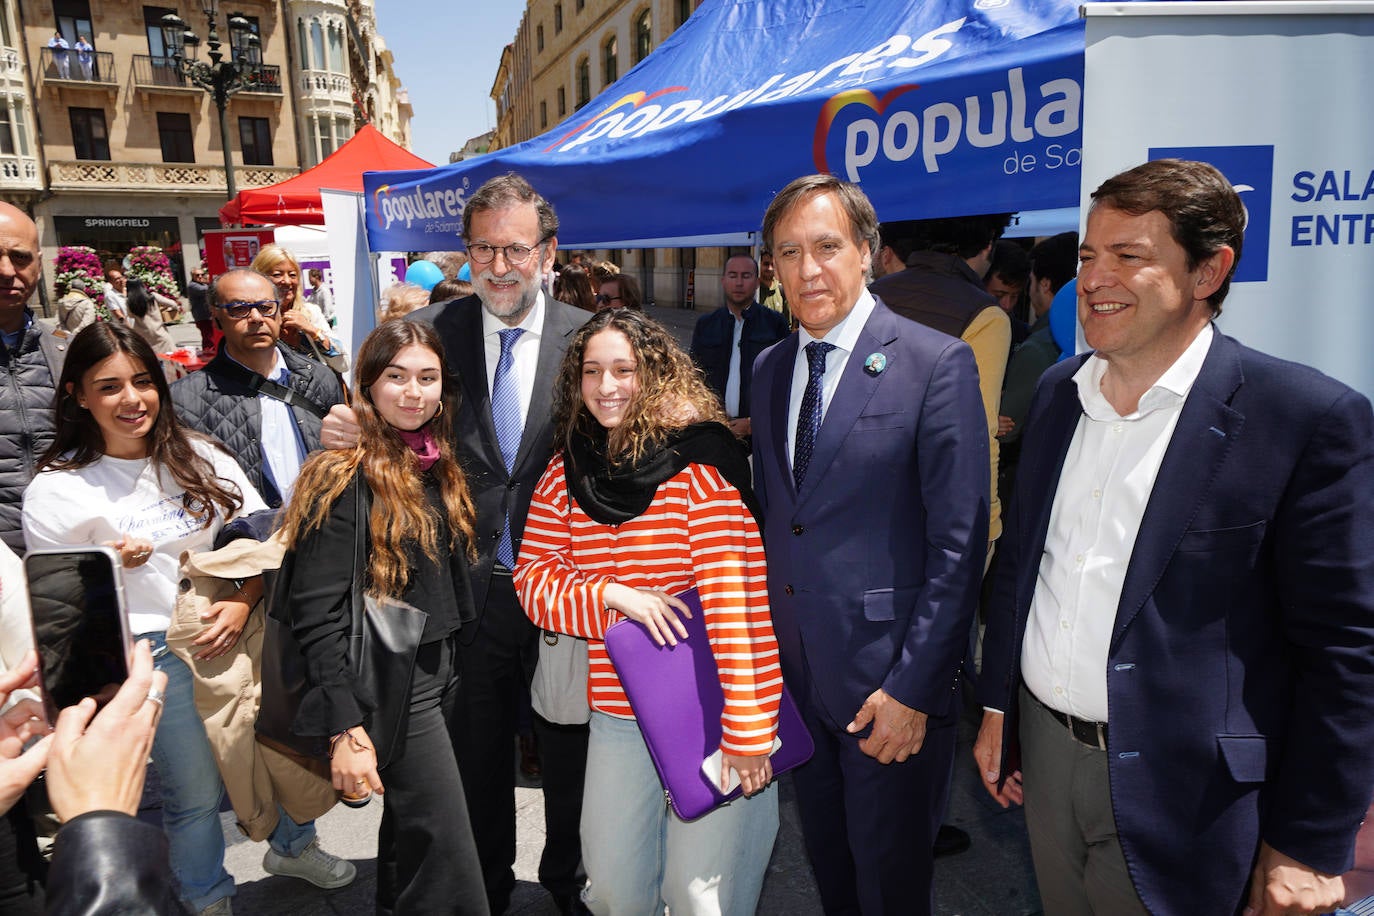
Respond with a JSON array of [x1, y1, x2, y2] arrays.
[[553, 308, 726, 465], [280, 320, 477, 598], [40, 322, 244, 527]]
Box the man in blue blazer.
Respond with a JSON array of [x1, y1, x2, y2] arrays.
[[974, 159, 1374, 916], [751, 175, 990, 915]]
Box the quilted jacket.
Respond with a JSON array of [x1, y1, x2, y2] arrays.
[[0, 316, 67, 553], [170, 344, 345, 507]]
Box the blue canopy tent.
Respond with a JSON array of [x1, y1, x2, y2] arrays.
[[364, 0, 1089, 251]]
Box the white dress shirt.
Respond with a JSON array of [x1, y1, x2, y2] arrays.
[[481, 292, 545, 434], [229, 347, 307, 505], [724, 310, 744, 418], [1021, 324, 1213, 723], [786, 290, 876, 466]]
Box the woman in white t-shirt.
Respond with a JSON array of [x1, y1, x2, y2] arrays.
[[22, 322, 266, 916]]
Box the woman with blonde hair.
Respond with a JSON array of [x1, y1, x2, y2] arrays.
[[516, 308, 781, 915], [277, 319, 488, 914], [250, 245, 346, 371]]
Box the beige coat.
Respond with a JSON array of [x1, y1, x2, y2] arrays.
[[166, 534, 337, 841]]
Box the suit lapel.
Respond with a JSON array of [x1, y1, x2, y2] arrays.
[[512, 306, 569, 475], [767, 334, 800, 501], [453, 301, 504, 472], [795, 320, 890, 507], [1111, 331, 1244, 647]]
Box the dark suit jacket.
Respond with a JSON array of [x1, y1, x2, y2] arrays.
[[690, 302, 790, 418], [406, 295, 586, 617], [979, 329, 1374, 915], [752, 298, 989, 725]]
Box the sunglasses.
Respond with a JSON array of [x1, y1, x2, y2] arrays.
[[216, 298, 279, 319], [594, 294, 622, 305]]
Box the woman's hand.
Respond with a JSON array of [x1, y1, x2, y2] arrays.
[[722, 752, 773, 797], [603, 584, 692, 647], [192, 577, 262, 660], [105, 534, 154, 570], [331, 727, 383, 798]]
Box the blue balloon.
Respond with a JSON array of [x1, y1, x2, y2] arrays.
[[1049, 278, 1079, 360], [405, 259, 444, 291], [457, 261, 471, 281]]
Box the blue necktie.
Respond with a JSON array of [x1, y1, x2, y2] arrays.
[[492, 327, 525, 568], [794, 341, 835, 490]]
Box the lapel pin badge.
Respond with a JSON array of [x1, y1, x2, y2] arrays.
[[863, 352, 887, 376]]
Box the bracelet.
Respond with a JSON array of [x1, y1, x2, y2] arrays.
[[328, 728, 372, 759]]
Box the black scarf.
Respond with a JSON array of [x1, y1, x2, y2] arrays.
[[564, 421, 761, 526]]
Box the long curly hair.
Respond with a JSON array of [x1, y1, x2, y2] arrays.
[[279, 320, 477, 598], [39, 322, 244, 527], [553, 308, 726, 465]]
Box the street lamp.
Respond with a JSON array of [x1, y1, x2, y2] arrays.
[[161, 2, 261, 201]]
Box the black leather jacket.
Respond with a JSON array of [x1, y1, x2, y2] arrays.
[[47, 812, 189, 914]]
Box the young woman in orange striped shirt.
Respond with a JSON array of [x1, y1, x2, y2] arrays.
[[515, 309, 782, 915]]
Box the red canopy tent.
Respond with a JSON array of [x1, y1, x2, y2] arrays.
[[219, 124, 433, 226]]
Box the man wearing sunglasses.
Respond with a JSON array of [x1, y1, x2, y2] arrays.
[[172, 268, 345, 511]]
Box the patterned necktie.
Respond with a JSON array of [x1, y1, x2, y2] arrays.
[[492, 327, 525, 568], [793, 341, 835, 490]]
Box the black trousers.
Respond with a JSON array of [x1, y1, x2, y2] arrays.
[[0, 808, 42, 915], [376, 636, 488, 916], [531, 713, 589, 905], [456, 573, 540, 913]]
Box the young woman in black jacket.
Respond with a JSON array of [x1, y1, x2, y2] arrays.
[[276, 320, 487, 915]]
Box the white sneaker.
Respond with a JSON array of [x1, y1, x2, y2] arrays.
[[199, 899, 233, 916], [262, 837, 356, 889]]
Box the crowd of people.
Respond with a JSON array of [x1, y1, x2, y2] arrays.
[[0, 155, 1369, 916]]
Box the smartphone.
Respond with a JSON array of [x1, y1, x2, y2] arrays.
[[24, 546, 132, 723]]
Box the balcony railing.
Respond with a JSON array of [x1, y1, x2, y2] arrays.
[[48, 160, 297, 194], [298, 69, 350, 100], [131, 54, 193, 90], [0, 153, 40, 187], [130, 55, 282, 96], [39, 47, 115, 85]]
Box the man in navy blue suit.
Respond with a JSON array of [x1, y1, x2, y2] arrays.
[[974, 159, 1374, 916], [751, 174, 990, 915]]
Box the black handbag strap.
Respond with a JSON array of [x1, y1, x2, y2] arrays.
[[215, 354, 330, 420], [350, 474, 368, 654]]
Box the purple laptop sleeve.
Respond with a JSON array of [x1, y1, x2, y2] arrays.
[[603, 587, 814, 821]]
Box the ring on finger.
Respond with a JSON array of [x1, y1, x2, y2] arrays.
[[144, 687, 166, 708]]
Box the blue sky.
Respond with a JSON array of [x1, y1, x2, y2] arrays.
[[373, 3, 526, 165]]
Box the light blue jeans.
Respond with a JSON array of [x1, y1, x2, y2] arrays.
[[144, 634, 315, 911], [580, 712, 778, 916]]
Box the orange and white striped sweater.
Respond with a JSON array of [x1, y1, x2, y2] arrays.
[[515, 453, 782, 757]]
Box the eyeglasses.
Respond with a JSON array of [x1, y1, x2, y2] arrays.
[[594, 294, 622, 305], [216, 298, 279, 319], [467, 242, 543, 265]]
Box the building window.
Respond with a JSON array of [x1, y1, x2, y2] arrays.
[[143, 6, 174, 57], [676, 0, 693, 28], [635, 10, 652, 63], [68, 106, 109, 160], [297, 18, 309, 68], [575, 57, 589, 109], [230, 15, 261, 65], [0, 104, 16, 156], [335, 115, 353, 147], [238, 116, 272, 165], [536, 24, 544, 53], [327, 23, 344, 72], [554, 3, 563, 34], [603, 34, 617, 86], [540, 100, 547, 129], [310, 20, 325, 72], [54, 0, 92, 50], [557, 85, 566, 117], [156, 111, 193, 162]]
